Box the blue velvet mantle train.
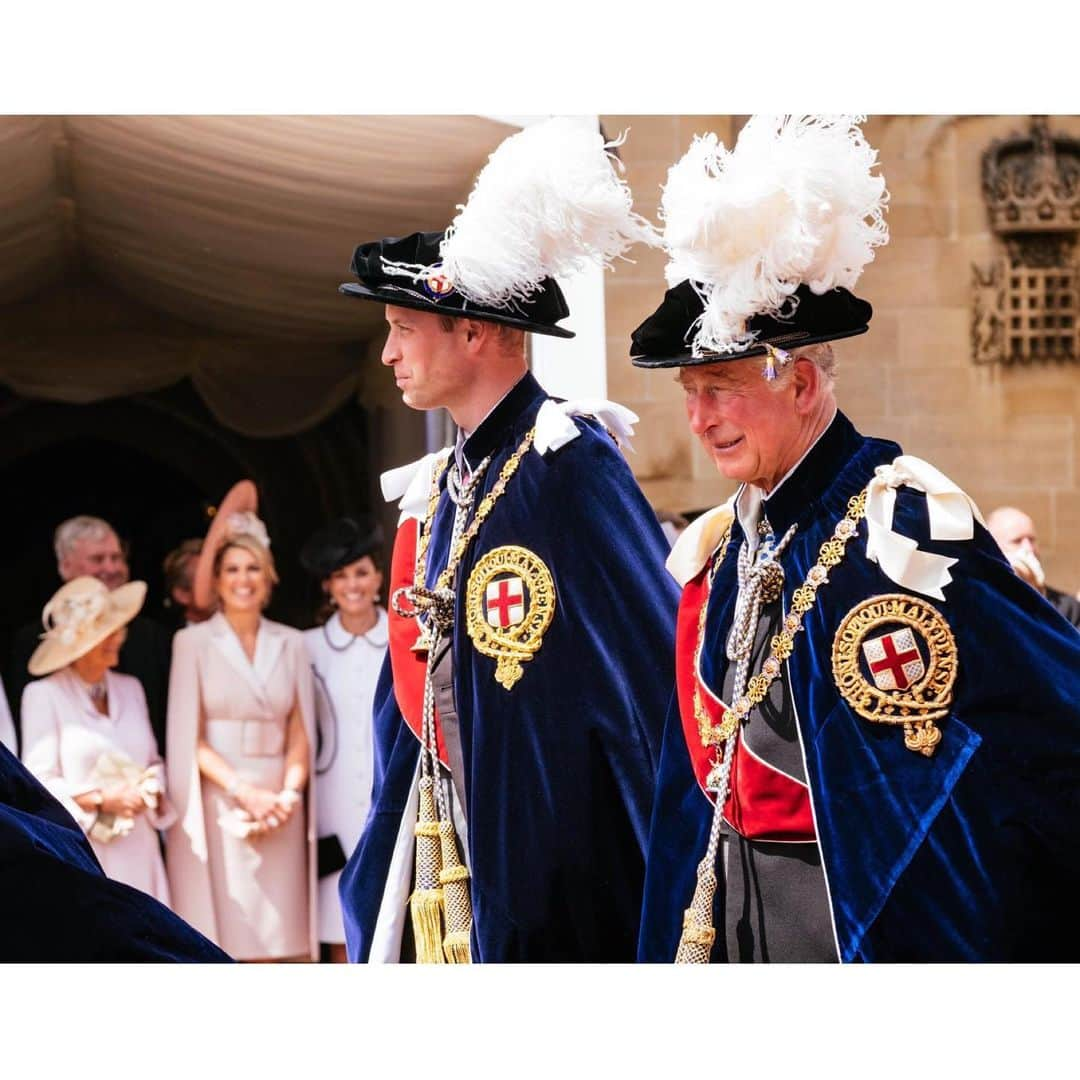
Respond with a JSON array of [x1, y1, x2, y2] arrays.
[[0, 743, 228, 961], [341, 373, 679, 962], [639, 411, 1080, 962]]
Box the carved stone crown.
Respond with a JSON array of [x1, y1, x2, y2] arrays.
[[983, 117, 1080, 235]]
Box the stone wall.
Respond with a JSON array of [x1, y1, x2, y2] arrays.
[[601, 114, 1080, 594]]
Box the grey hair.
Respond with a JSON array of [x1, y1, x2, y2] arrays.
[[767, 341, 836, 389], [54, 515, 117, 568], [796, 342, 836, 384]]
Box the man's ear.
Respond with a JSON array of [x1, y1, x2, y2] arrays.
[[790, 355, 822, 414], [463, 318, 491, 351]]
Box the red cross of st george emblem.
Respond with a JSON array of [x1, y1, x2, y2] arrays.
[[862, 628, 924, 691], [485, 576, 525, 629], [833, 594, 957, 757]]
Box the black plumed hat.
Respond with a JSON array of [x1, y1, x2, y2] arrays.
[[339, 231, 575, 339], [630, 281, 872, 368], [634, 116, 887, 370], [340, 118, 657, 342]]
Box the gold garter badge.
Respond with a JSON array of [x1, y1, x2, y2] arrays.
[[831, 593, 958, 757], [466, 545, 556, 690]]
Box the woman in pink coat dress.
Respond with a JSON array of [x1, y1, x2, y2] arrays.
[[21, 576, 175, 904], [166, 482, 317, 961]]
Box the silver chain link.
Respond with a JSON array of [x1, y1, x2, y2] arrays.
[[420, 456, 490, 816], [704, 520, 797, 870]]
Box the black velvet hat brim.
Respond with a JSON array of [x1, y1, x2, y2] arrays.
[[631, 323, 870, 368], [629, 280, 872, 368], [339, 230, 577, 339], [338, 282, 576, 339]]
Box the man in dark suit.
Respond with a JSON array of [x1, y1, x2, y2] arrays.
[[986, 505, 1080, 631], [5, 516, 173, 754]]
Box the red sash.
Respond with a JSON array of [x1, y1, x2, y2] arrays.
[[676, 567, 815, 842], [387, 516, 449, 767]]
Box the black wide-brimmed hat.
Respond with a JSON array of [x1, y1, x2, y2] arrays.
[[630, 281, 872, 368], [300, 517, 385, 579], [339, 230, 575, 339]]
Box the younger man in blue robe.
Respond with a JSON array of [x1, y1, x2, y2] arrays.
[[337, 119, 678, 962]]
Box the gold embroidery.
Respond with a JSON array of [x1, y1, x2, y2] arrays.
[[831, 593, 958, 756], [465, 546, 556, 691]]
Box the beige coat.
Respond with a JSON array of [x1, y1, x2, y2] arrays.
[[165, 613, 317, 961]]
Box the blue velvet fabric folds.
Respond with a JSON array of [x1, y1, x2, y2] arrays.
[[0, 744, 229, 961], [341, 373, 679, 961], [639, 411, 1080, 962]]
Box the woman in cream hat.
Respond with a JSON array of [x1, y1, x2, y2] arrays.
[[165, 481, 317, 962], [20, 576, 175, 904]]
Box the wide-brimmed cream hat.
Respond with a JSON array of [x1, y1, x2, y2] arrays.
[[28, 576, 147, 676]]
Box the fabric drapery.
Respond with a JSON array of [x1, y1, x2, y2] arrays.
[[0, 115, 514, 434]]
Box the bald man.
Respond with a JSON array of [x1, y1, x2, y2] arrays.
[[986, 506, 1080, 630]]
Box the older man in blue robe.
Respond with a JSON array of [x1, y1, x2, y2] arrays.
[[634, 115, 1080, 963]]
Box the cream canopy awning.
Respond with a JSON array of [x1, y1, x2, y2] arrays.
[[0, 115, 515, 434]]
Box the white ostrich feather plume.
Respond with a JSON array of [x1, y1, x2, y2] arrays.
[[439, 116, 657, 307], [660, 115, 889, 356]]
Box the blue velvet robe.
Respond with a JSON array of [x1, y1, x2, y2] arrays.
[[341, 373, 679, 962], [639, 411, 1080, 962], [0, 743, 229, 961]]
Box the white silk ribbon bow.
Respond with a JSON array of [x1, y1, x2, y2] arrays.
[[533, 398, 639, 455], [863, 455, 984, 601], [380, 448, 453, 524]]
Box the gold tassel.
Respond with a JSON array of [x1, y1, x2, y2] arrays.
[[438, 819, 473, 964], [409, 777, 445, 964], [674, 855, 718, 965]]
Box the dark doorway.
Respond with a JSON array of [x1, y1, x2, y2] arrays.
[[0, 380, 405, 681], [0, 433, 213, 646]]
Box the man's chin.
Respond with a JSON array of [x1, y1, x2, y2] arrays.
[[709, 451, 750, 483]]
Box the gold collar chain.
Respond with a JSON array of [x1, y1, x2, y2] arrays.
[[694, 489, 868, 755], [405, 426, 538, 624]]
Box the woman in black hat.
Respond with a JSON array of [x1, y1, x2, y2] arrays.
[[300, 517, 387, 963]]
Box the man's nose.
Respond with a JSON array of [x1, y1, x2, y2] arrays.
[[381, 335, 399, 366], [686, 396, 711, 436]]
